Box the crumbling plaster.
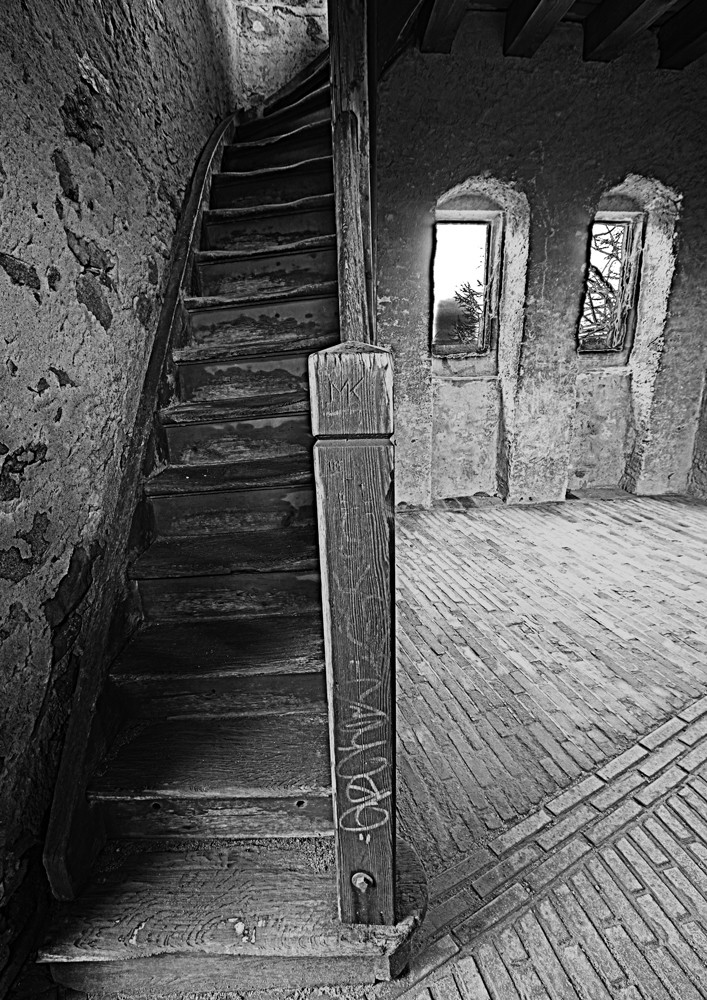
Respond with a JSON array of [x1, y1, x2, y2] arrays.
[[0, 0, 325, 986], [377, 14, 707, 507]]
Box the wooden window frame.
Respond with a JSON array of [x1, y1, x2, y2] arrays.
[[431, 208, 505, 359], [577, 210, 645, 360]]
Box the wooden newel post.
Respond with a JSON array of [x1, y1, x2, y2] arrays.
[[309, 342, 396, 924]]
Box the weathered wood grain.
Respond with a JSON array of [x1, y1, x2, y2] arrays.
[[309, 342, 394, 437], [39, 841, 419, 962], [328, 0, 375, 344], [310, 344, 397, 923], [89, 712, 331, 799]]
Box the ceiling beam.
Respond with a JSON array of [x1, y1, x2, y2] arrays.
[[504, 0, 576, 58], [584, 0, 682, 62], [420, 0, 468, 53], [659, 0, 707, 68]]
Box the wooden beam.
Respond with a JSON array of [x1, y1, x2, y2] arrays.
[[420, 0, 468, 54], [504, 0, 576, 58], [659, 0, 707, 69], [584, 0, 682, 62], [328, 0, 375, 344], [310, 344, 397, 925]]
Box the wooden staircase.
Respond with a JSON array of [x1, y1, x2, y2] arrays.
[[38, 47, 425, 998]]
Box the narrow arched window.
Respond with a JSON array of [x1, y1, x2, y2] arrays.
[[431, 199, 504, 359], [578, 200, 645, 357]]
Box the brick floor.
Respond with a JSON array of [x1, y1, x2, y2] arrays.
[[396, 496, 707, 876]]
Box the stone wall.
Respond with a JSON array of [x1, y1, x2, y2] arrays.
[[0, 0, 321, 987], [377, 14, 707, 506]]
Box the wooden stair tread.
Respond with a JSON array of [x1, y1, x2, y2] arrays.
[[39, 839, 424, 965], [130, 526, 318, 578], [212, 155, 331, 182], [145, 457, 313, 497], [88, 713, 331, 799], [202, 192, 334, 222], [183, 279, 337, 312], [160, 397, 311, 426], [173, 332, 338, 364], [112, 614, 324, 680], [194, 234, 335, 263], [225, 119, 330, 154]]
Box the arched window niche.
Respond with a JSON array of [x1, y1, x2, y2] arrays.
[[569, 175, 681, 496], [432, 179, 530, 382], [429, 178, 530, 502]]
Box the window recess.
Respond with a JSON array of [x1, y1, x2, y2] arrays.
[[431, 209, 503, 358], [577, 211, 644, 356]]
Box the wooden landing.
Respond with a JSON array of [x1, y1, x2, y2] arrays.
[[40, 840, 427, 995], [396, 495, 707, 877]]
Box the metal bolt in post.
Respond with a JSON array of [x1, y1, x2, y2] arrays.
[[351, 871, 375, 893]]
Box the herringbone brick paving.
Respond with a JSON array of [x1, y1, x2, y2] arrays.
[[396, 496, 707, 876]]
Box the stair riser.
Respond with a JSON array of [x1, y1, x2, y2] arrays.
[[164, 414, 312, 466], [150, 485, 316, 537], [49, 954, 389, 996], [137, 571, 321, 621], [195, 247, 337, 299], [237, 104, 330, 142], [211, 163, 332, 210], [222, 126, 332, 171], [186, 295, 339, 352], [202, 205, 335, 252], [178, 354, 310, 404], [95, 795, 333, 839], [116, 671, 326, 719]]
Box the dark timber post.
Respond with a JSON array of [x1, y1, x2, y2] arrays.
[[309, 343, 396, 924], [328, 0, 375, 344]]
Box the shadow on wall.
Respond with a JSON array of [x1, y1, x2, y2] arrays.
[[208, 0, 328, 108]]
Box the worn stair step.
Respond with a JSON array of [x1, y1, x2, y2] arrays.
[[112, 613, 324, 680], [237, 84, 330, 141], [162, 406, 312, 467], [183, 284, 338, 353], [87, 712, 332, 837], [40, 839, 426, 994], [194, 239, 336, 299], [137, 569, 321, 621], [210, 158, 332, 210], [111, 669, 326, 720], [150, 482, 315, 537], [177, 349, 310, 405], [145, 456, 313, 497], [265, 51, 329, 114], [151, 480, 315, 536], [130, 525, 317, 578], [201, 193, 335, 252], [112, 614, 325, 716], [222, 120, 331, 171]]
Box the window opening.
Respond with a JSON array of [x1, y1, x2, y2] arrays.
[[432, 211, 503, 357], [578, 212, 644, 354]]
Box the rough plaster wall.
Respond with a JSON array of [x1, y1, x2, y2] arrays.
[[431, 378, 500, 498], [690, 378, 707, 496], [234, 1, 327, 107], [377, 14, 707, 507], [0, 0, 239, 983], [569, 371, 635, 488]]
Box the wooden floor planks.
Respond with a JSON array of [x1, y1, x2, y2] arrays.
[[396, 496, 707, 878]]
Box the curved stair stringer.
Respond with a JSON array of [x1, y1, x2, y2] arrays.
[[42, 105, 242, 905], [38, 51, 427, 996]]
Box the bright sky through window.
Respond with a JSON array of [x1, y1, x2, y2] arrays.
[[433, 222, 490, 353]]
